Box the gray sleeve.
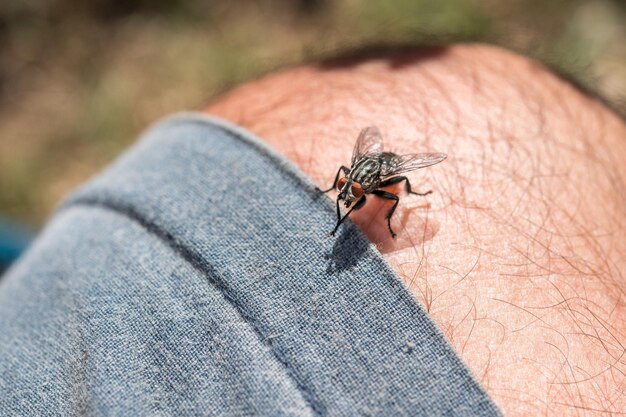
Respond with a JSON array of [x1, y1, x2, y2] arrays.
[[0, 113, 502, 417]]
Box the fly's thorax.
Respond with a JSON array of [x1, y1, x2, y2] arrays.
[[350, 157, 381, 191]]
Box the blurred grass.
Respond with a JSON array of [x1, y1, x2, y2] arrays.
[[0, 0, 625, 225]]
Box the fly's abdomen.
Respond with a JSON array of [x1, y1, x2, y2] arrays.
[[378, 152, 400, 177]]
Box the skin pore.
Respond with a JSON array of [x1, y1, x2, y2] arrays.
[[205, 44, 626, 417]]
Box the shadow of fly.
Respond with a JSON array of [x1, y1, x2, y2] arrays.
[[319, 126, 446, 238]]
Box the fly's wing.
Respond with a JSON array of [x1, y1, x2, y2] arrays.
[[380, 152, 447, 177], [351, 126, 384, 165]]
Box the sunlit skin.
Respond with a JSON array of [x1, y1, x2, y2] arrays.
[[205, 44, 626, 417]]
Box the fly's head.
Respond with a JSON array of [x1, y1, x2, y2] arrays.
[[336, 177, 364, 208]]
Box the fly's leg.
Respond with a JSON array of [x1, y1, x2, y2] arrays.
[[378, 176, 432, 196], [318, 166, 350, 193], [330, 195, 366, 236], [371, 189, 400, 238]]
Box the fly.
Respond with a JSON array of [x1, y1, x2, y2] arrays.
[[320, 126, 447, 238]]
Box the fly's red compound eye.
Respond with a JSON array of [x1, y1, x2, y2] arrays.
[[336, 177, 348, 191], [351, 182, 364, 198]]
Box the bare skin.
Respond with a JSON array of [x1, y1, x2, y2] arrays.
[[205, 44, 626, 417]]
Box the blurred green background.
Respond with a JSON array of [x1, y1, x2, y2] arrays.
[[1, 0, 625, 227]]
